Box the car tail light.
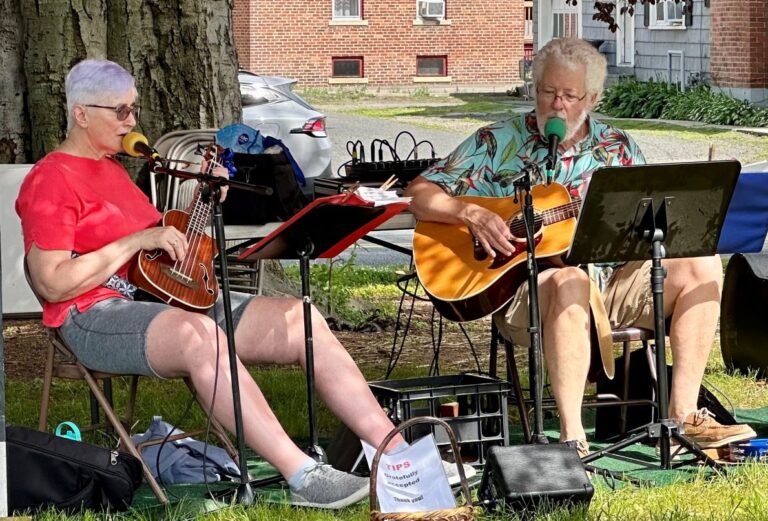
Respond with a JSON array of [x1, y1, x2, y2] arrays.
[[292, 117, 327, 138]]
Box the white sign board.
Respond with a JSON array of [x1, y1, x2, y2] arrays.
[[0, 164, 41, 316]]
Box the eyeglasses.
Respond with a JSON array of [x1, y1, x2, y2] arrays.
[[85, 104, 141, 121], [536, 89, 587, 105]]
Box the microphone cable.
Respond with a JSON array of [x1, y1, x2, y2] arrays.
[[151, 213, 230, 504]]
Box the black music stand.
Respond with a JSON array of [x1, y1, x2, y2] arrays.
[[237, 193, 408, 487], [565, 159, 740, 471], [152, 160, 272, 505]]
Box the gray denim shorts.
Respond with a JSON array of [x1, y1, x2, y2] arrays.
[[58, 292, 254, 378]]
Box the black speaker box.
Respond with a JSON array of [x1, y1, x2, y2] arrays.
[[722, 253, 768, 378], [480, 444, 593, 513]]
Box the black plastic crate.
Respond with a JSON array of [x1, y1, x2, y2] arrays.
[[368, 374, 510, 467]]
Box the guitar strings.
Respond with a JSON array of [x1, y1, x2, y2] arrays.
[[173, 154, 221, 282], [506, 199, 581, 238], [183, 157, 220, 278]]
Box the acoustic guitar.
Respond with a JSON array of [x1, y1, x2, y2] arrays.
[[413, 182, 579, 323], [128, 146, 221, 311]]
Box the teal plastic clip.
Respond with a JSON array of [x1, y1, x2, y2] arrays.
[[55, 421, 82, 442]]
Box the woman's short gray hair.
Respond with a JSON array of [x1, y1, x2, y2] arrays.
[[532, 38, 608, 102], [65, 59, 136, 130]]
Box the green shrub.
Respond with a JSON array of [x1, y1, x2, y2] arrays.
[[599, 77, 768, 127], [597, 76, 679, 119]]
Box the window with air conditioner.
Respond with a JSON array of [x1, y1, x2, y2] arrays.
[[417, 0, 445, 19]]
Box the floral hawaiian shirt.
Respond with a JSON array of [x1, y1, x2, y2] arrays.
[[421, 110, 646, 200]]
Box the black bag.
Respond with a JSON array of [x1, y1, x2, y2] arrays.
[[7, 425, 143, 513], [222, 151, 308, 225]]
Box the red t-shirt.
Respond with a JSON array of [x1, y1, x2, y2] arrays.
[[15, 151, 161, 327]]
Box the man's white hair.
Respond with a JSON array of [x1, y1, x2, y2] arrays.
[[65, 59, 136, 131], [532, 38, 608, 102]]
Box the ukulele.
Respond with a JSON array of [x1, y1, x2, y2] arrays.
[[128, 144, 227, 311]]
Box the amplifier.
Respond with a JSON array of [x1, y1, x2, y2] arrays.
[[479, 444, 593, 513], [342, 158, 439, 184]]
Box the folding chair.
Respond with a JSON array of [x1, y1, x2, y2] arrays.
[[489, 322, 658, 443], [26, 261, 237, 505]]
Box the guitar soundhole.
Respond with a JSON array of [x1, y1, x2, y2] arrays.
[[508, 214, 543, 240]]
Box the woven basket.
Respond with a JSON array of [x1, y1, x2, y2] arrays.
[[369, 416, 476, 521]]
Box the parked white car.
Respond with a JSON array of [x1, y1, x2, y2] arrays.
[[239, 70, 333, 192]]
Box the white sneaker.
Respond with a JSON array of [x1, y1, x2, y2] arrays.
[[441, 459, 477, 486], [290, 463, 369, 509]]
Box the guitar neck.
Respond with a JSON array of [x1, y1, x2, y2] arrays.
[[186, 187, 211, 235], [541, 198, 581, 225]]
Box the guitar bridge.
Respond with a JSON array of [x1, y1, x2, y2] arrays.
[[167, 268, 194, 286]]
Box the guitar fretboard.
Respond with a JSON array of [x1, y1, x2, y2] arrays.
[[508, 198, 581, 237], [542, 199, 580, 225]]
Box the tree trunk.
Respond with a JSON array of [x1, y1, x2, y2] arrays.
[[106, 0, 241, 143], [20, 0, 108, 161], [0, 0, 240, 164], [0, 0, 31, 163]]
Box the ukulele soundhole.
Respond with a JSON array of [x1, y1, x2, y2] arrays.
[[200, 264, 215, 295]]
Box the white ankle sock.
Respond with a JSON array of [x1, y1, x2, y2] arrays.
[[287, 457, 318, 490]]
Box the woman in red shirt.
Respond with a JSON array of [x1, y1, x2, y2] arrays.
[[17, 59, 414, 509]]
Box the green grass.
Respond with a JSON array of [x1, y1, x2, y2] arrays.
[[9, 259, 768, 520], [282, 259, 411, 325], [336, 94, 521, 119]]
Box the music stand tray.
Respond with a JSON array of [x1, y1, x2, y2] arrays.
[[238, 193, 408, 261], [236, 193, 408, 483], [565, 159, 740, 472], [566, 160, 740, 265]]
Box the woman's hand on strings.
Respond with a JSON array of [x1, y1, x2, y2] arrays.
[[201, 159, 230, 203], [135, 226, 188, 261]]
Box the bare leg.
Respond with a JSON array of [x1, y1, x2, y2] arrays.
[[537, 267, 592, 442], [145, 308, 312, 478], [231, 297, 403, 452], [661, 256, 723, 422]]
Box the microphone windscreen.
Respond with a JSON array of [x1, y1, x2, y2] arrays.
[[544, 117, 566, 141], [122, 132, 150, 158]]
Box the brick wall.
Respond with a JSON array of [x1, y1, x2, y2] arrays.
[[232, 0, 525, 90], [710, 0, 768, 88]]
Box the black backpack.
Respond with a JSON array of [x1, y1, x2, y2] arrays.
[[6, 425, 143, 513], [222, 151, 308, 225]]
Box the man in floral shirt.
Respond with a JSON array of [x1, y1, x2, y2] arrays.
[[406, 38, 755, 457]]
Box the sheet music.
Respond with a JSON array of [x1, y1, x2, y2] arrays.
[[356, 186, 412, 207]]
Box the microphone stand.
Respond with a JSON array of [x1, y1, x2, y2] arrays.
[[512, 163, 548, 444], [151, 160, 272, 505]]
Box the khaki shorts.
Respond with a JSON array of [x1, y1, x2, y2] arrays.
[[494, 260, 656, 347]]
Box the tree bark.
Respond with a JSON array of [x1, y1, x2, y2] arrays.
[[106, 0, 241, 143], [0, 0, 240, 164], [0, 0, 31, 163], [20, 0, 108, 161]]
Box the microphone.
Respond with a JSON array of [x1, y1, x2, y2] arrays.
[[122, 132, 161, 161], [544, 117, 566, 185]]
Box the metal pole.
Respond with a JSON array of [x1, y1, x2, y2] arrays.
[[211, 191, 254, 505], [299, 248, 326, 462]]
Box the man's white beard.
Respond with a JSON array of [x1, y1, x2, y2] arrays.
[[536, 108, 589, 143]]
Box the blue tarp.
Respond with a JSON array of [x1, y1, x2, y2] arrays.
[[718, 171, 768, 254]]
